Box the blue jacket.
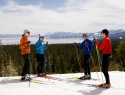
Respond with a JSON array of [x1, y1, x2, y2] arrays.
[[76, 39, 94, 55], [36, 40, 48, 54]]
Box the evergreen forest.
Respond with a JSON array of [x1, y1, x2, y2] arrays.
[[0, 39, 125, 76]]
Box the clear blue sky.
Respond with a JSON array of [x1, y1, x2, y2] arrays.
[[0, 0, 67, 9]]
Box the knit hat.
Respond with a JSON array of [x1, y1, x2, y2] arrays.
[[39, 36, 44, 38], [39, 34, 44, 38], [24, 29, 30, 34]]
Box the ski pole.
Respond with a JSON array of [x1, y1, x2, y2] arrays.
[[94, 37, 104, 83], [45, 42, 50, 81], [37, 61, 50, 81], [47, 44, 50, 75], [119, 37, 123, 70], [44, 56, 46, 75], [85, 44, 100, 81], [36, 54, 49, 80], [74, 43, 83, 75], [29, 56, 31, 87]]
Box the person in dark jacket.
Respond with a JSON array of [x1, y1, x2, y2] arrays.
[[94, 29, 112, 88], [74, 34, 95, 79], [36, 35, 48, 76]]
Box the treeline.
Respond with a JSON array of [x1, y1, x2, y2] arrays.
[[0, 39, 125, 76]]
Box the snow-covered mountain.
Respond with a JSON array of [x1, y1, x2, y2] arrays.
[[45, 29, 125, 39], [108, 29, 125, 38], [44, 32, 93, 38], [90, 29, 125, 39], [0, 29, 125, 39], [0, 34, 39, 38]]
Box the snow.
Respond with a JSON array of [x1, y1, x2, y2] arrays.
[[0, 71, 125, 95]]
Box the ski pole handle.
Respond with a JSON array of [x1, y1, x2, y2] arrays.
[[46, 41, 48, 45], [74, 42, 77, 48]]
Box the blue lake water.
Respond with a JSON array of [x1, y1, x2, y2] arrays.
[[0, 37, 84, 45]]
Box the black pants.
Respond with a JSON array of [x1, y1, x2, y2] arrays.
[[102, 54, 112, 84], [36, 54, 44, 74], [22, 54, 30, 77], [84, 55, 90, 76]]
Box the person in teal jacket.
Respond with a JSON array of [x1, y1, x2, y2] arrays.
[[36, 35, 48, 76]]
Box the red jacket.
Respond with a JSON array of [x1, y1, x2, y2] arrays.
[[95, 36, 112, 54]]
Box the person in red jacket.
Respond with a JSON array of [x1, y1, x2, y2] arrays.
[[94, 29, 112, 88]]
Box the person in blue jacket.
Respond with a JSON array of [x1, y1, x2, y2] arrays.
[[36, 35, 48, 76], [74, 34, 94, 79]]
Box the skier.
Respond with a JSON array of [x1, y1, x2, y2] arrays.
[[94, 29, 112, 88], [36, 35, 48, 76], [19, 29, 31, 80], [74, 34, 95, 79]]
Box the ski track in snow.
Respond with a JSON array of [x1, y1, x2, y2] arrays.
[[0, 71, 125, 95]]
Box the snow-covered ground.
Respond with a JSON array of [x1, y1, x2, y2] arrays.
[[0, 71, 125, 95]]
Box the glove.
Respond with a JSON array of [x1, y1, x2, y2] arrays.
[[42, 41, 44, 45], [46, 41, 48, 45], [74, 42, 77, 46], [27, 41, 31, 44], [85, 42, 89, 46], [93, 39, 97, 43]]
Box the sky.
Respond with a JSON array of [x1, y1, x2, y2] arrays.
[[0, 0, 125, 34]]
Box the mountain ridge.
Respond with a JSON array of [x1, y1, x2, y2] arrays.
[[0, 29, 125, 39]]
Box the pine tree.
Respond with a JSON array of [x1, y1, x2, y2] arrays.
[[115, 39, 125, 70], [0, 38, 124, 76], [0, 40, 5, 76], [2, 55, 18, 76]]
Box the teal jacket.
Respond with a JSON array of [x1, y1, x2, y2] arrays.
[[36, 40, 48, 54]]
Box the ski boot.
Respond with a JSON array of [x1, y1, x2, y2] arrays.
[[87, 74, 91, 79], [42, 73, 46, 76], [79, 75, 88, 80], [96, 83, 111, 88], [103, 84, 111, 88], [21, 76, 26, 81]]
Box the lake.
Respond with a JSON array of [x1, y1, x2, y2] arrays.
[[0, 37, 84, 45]]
